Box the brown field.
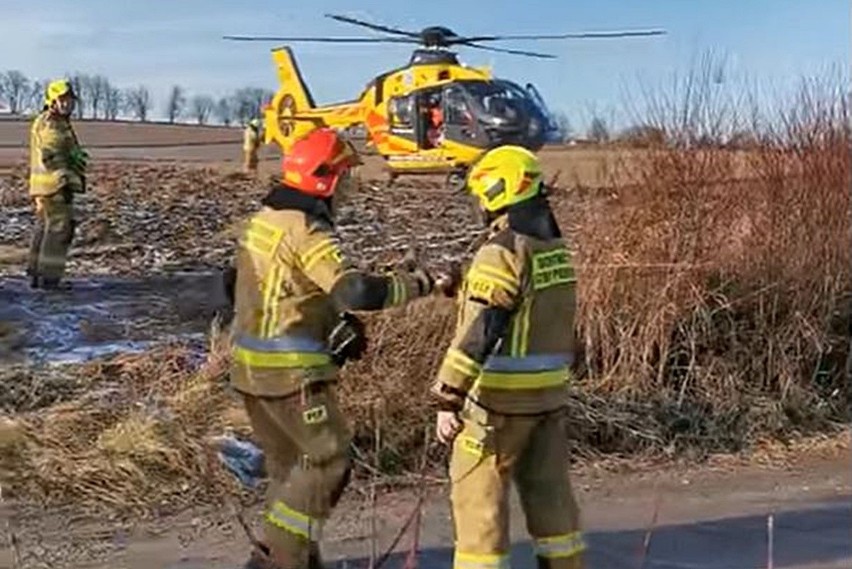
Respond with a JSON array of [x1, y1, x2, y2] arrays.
[[0, 116, 624, 182], [1, 104, 850, 567]]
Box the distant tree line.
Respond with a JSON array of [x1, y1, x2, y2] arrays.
[[0, 69, 274, 126]]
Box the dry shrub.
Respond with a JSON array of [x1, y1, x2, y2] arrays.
[[337, 297, 457, 472], [564, 70, 850, 454]]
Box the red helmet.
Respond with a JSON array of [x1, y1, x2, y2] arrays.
[[281, 128, 359, 198]]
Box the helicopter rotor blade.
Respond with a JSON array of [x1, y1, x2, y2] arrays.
[[450, 29, 667, 43], [463, 43, 557, 59], [324, 13, 421, 38], [222, 35, 418, 43]]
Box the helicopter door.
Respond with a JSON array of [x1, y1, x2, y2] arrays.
[[441, 85, 482, 147], [414, 89, 444, 150]]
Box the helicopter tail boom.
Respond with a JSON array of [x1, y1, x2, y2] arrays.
[[265, 46, 365, 151], [264, 47, 321, 149]]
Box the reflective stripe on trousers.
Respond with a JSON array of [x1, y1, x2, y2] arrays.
[[232, 334, 333, 368], [533, 531, 586, 559], [454, 552, 511, 569], [266, 500, 323, 541]]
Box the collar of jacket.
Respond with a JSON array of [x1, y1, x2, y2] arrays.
[[488, 194, 562, 241], [487, 213, 511, 237], [42, 109, 67, 123], [260, 184, 334, 225]]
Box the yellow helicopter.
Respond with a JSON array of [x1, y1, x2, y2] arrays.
[[224, 14, 664, 187]]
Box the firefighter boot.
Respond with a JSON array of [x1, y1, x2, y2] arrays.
[[536, 555, 585, 569], [27, 272, 41, 290], [243, 543, 280, 569], [308, 542, 324, 569]]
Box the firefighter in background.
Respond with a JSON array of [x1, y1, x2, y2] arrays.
[[430, 146, 586, 569], [229, 127, 442, 569], [244, 118, 263, 175], [27, 78, 88, 290]]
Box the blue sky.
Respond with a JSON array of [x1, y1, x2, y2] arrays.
[[1, 0, 848, 130]]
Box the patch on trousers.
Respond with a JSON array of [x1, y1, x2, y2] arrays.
[[303, 404, 328, 425], [460, 435, 484, 457]]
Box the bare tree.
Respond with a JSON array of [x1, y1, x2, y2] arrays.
[[85, 75, 109, 119], [124, 85, 152, 122], [68, 73, 88, 119], [189, 94, 215, 125], [214, 96, 234, 126], [0, 70, 30, 114], [166, 85, 185, 123], [105, 85, 123, 120], [232, 87, 274, 124], [28, 79, 45, 112], [553, 111, 573, 143], [588, 116, 610, 143], [616, 124, 666, 148]]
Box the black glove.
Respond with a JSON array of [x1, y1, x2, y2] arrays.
[[328, 312, 367, 367]]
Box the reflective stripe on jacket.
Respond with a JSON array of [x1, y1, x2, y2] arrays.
[[232, 333, 332, 369]]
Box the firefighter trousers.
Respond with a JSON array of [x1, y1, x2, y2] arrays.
[[449, 404, 586, 569], [243, 149, 259, 174], [28, 189, 76, 287], [242, 382, 352, 569]]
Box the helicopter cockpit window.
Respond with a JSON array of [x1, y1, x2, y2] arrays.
[[466, 81, 525, 122], [443, 87, 472, 126]]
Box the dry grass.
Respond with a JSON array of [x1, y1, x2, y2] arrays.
[[564, 75, 850, 453], [0, 329, 253, 515]]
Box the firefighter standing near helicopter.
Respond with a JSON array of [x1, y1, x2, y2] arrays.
[[27, 78, 88, 290], [229, 127, 444, 569], [243, 118, 262, 175], [431, 146, 586, 569]]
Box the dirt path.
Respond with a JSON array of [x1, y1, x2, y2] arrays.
[[3, 447, 849, 569]]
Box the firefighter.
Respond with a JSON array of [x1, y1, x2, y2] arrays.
[[243, 118, 262, 175], [27, 78, 88, 290], [229, 127, 439, 569], [430, 146, 586, 569]]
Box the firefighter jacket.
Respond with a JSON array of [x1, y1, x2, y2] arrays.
[[29, 110, 84, 197], [243, 125, 260, 152], [431, 197, 577, 415], [230, 186, 428, 397]]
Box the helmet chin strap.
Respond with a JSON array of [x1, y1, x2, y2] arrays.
[[468, 195, 493, 228], [52, 98, 75, 117]]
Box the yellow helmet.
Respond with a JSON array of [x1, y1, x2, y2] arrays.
[[44, 78, 75, 106], [465, 145, 544, 212]]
